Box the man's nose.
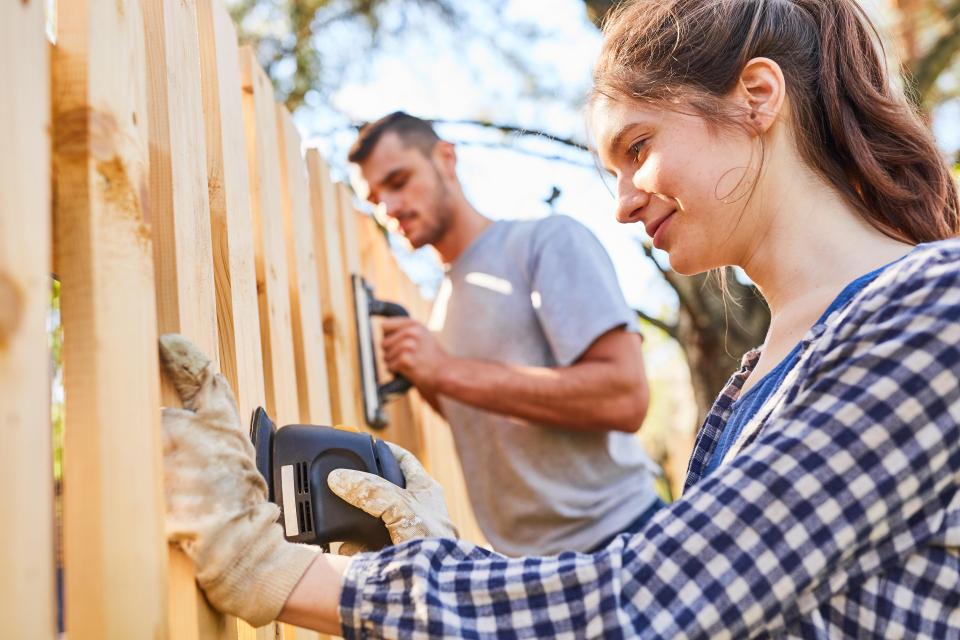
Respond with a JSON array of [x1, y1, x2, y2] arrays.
[[380, 193, 404, 217]]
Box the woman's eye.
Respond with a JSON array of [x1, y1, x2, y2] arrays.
[[628, 139, 648, 159]]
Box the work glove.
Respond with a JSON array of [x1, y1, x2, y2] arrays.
[[158, 334, 318, 627], [327, 442, 459, 555]]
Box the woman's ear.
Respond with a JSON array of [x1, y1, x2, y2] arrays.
[[732, 57, 786, 134]]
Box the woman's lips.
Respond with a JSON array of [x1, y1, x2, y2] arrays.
[[647, 211, 676, 248]]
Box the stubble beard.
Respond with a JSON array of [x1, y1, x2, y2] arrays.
[[414, 169, 455, 248]]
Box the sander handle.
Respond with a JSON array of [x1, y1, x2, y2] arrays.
[[369, 299, 414, 398]]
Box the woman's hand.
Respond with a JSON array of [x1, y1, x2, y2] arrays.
[[158, 334, 319, 627], [327, 442, 458, 554]]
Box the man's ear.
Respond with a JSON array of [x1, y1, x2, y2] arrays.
[[432, 140, 458, 180], [731, 57, 786, 134]]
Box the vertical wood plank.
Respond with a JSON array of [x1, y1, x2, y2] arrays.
[[196, 0, 267, 423], [276, 108, 333, 426], [52, 0, 169, 635], [305, 152, 358, 427], [354, 216, 422, 453], [141, 0, 225, 637], [240, 49, 313, 640], [334, 186, 367, 429], [0, 0, 55, 636], [195, 4, 272, 637], [239, 47, 300, 427]]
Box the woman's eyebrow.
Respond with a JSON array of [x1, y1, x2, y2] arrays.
[[608, 122, 645, 155]]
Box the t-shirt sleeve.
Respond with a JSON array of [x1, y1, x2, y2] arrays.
[[527, 216, 639, 366]]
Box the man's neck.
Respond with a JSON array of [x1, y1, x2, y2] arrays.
[[433, 201, 493, 264]]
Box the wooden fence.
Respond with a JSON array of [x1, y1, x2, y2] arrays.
[[1, 0, 482, 637]]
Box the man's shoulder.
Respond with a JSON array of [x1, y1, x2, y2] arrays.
[[494, 215, 592, 239], [531, 214, 593, 239]]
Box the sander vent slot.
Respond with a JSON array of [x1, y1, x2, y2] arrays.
[[294, 461, 309, 495], [298, 500, 314, 534]]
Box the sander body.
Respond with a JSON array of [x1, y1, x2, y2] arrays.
[[249, 407, 405, 551]]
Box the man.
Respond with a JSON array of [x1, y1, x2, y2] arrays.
[[348, 112, 660, 556]]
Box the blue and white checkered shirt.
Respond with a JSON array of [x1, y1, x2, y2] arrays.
[[339, 239, 960, 639]]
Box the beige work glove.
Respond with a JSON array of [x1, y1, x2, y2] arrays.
[[158, 334, 318, 627], [327, 442, 459, 555]]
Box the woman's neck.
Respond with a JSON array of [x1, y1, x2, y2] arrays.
[[740, 170, 913, 323]]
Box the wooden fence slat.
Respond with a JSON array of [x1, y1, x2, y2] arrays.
[[305, 152, 359, 427], [276, 107, 333, 426], [334, 186, 367, 429], [241, 49, 319, 640], [0, 0, 54, 635], [240, 47, 300, 427], [142, 0, 228, 636], [52, 0, 169, 635], [195, 4, 272, 637], [196, 0, 267, 422], [354, 215, 422, 454]]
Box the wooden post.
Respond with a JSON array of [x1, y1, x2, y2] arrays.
[[142, 0, 227, 636], [305, 152, 358, 428], [52, 0, 169, 635], [195, 4, 272, 636], [276, 108, 333, 426], [0, 0, 54, 636]]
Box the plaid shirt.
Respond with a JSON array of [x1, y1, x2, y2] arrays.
[[339, 239, 960, 639]]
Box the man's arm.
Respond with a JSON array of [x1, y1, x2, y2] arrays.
[[381, 318, 648, 433]]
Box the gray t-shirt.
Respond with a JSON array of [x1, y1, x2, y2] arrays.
[[429, 216, 659, 556]]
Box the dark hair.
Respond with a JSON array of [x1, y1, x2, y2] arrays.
[[592, 0, 959, 243], [348, 111, 441, 164]]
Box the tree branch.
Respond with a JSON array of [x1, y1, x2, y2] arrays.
[[431, 119, 589, 151], [906, 0, 960, 102], [635, 309, 680, 340]]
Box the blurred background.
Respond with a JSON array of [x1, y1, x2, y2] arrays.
[[222, 0, 960, 492], [48, 0, 960, 497]]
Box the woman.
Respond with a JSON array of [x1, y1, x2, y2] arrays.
[[160, 0, 960, 636]]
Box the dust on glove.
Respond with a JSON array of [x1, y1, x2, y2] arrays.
[[326, 441, 458, 552], [159, 333, 319, 627]]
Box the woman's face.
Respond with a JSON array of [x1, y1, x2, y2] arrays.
[[592, 96, 762, 275]]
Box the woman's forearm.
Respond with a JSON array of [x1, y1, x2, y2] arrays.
[[277, 553, 353, 634]]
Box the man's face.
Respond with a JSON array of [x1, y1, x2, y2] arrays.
[[357, 131, 455, 249]]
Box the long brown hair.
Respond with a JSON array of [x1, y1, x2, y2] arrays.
[[592, 0, 959, 243]]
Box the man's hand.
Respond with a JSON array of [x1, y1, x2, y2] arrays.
[[158, 334, 319, 627], [380, 317, 450, 393], [327, 442, 458, 554]]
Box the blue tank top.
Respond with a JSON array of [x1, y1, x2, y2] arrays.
[[704, 261, 901, 477]]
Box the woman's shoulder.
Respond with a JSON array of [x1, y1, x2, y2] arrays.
[[898, 237, 960, 269], [829, 237, 960, 340], [862, 238, 960, 301]]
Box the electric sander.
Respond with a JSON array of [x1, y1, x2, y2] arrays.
[[249, 407, 405, 551]]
